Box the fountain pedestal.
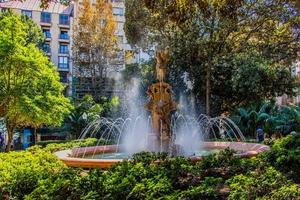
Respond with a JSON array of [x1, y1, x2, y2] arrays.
[[145, 82, 177, 152]]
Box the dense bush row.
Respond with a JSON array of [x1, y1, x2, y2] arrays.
[[1, 136, 300, 200]]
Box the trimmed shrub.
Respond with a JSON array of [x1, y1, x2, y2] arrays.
[[262, 133, 300, 182], [227, 167, 300, 200], [0, 149, 66, 199]]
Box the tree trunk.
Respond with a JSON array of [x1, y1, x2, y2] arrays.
[[206, 61, 211, 116], [5, 122, 15, 152], [206, 15, 215, 117]]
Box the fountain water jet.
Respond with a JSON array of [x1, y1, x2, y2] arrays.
[[55, 49, 270, 168]]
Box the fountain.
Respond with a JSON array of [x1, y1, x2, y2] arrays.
[[145, 49, 177, 153], [55, 49, 270, 168]]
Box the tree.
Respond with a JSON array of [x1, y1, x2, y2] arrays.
[[66, 95, 119, 138], [211, 51, 297, 113], [73, 0, 119, 100], [125, 0, 300, 116], [0, 12, 72, 151]]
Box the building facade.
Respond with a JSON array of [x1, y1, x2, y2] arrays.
[[0, 0, 148, 98], [0, 0, 74, 96], [72, 0, 130, 99], [276, 53, 300, 105]]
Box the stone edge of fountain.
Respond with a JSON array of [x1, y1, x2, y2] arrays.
[[54, 142, 270, 169]]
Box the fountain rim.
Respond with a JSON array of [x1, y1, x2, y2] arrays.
[[54, 141, 270, 169]]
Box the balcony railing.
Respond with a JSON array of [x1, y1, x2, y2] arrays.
[[59, 34, 69, 40], [58, 63, 69, 69], [44, 33, 51, 38], [59, 49, 69, 54]]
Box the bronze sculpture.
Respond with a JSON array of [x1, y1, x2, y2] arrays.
[[145, 48, 177, 152]]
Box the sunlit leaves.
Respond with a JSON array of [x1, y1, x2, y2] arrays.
[[0, 12, 72, 150]]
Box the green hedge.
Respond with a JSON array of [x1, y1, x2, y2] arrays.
[[262, 133, 300, 182], [0, 138, 102, 199], [35, 140, 73, 147], [31, 138, 108, 153], [1, 137, 300, 199]]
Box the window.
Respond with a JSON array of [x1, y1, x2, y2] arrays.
[[42, 43, 51, 53], [41, 12, 51, 23], [59, 44, 68, 54], [21, 10, 32, 18], [112, 7, 124, 16], [42, 29, 51, 38], [58, 56, 68, 69], [59, 31, 68, 39], [59, 14, 69, 25], [59, 71, 68, 83]]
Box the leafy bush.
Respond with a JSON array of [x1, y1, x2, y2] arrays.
[[36, 139, 78, 147], [231, 102, 300, 137], [166, 177, 223, 200], [0, 138, 100, 199], [1, 137, 300, 199], [262, 133, 300, 182], [194, 148, 259, 179], [29, 138, 101, 153], [0, 149, 66, 199], [24, 168, 87, 200], [227, 167, 300, 200], [65, 95, 119, 139]]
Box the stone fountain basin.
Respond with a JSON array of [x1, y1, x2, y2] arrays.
[[54, 142, 270, 169]]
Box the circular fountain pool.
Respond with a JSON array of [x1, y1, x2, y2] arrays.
[[84, 149, 220, 160], [55, 142, 270, 169]]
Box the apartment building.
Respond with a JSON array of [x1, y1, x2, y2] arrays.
[[72, 0, 131, 99], [0, 0, 147, 98], [276, 54, 300, 105], [0, 0, 74, 96], [72, 0, 129, 74]]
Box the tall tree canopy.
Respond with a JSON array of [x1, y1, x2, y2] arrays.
[[125, 0, 300, 116], [0, 12, 72, 151], [73, 0, 119, 100]]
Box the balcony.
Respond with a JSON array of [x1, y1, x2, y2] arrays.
[[40, 12, 52, 26], [59, 15, 70, 29], [59, 48, 69, 56], [58, 34, 70, 43], [58, 63, 69, 70], [44, 33, 51, 41]]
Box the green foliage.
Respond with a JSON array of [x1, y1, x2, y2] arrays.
[[232, 102, 300, 137], [263, 133, 300, 182], [227, 167, 300, 200], [65, 95, 119, 138], [24, 168, 85, 200], [193, 149, 260, 181], [0, 11, 72, 151], [0, 138, 101, 199], [211, 53, 297, 113], [121, 59, 156, 90], [28, 138, 99, 153], [131, 151, 168, 164], [125, 0, 300, 115], [36, 140, 76, 147], [0, 148, 67, 199], [175, 177, 223, 200], [1, 136, 300, 199]]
